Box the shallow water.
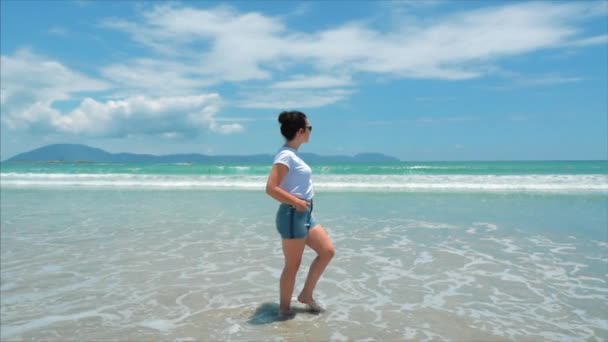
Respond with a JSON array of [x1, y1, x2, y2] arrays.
[[1, 189, 607, 341]]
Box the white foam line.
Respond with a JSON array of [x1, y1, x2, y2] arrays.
[[2, 173, 607, 193]]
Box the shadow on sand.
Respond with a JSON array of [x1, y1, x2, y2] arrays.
[[247, 302, 319, 325]]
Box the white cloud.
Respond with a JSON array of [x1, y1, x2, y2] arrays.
[[74, 0, 92, 7], [0, 49, 109, 110], [103, 1, 605, 89], [3, 94, 242, 137], [208, 122, 244, 134], [1, 50, 242, 136], [48, 26, 68, 36], [102, 4, 285, 81], [365, 116, 476, 126], [239, 89, 354, 109], [284, 3, 313, 18], [90, 1, 607, 110], [415, 96, 455, 103], [271, 75, 353, 89], [2, 1, 605, 136], [567, 34, 608, 47], [415, 116, 475, 124], [386, 0, 446, 9], [488, 69, 586, 89], [517, 75, 584, 86], [101, 58, 217, 97]]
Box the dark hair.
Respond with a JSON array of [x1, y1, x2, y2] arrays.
[[278, 110, 307, 141]]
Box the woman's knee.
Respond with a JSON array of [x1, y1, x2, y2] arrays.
[[322, 245, 335, 260]]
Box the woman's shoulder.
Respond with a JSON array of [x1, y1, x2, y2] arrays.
[[274, 147, 297, 164], [275, 146, 297, 156]]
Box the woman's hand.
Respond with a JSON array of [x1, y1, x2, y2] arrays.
[[266, 164, 309, 212], [294, 198, 310, 212]]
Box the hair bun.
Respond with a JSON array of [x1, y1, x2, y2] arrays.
[[278, 111, 292, 125], [277, 110, 307, 141]]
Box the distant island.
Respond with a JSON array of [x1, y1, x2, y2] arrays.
[[3, 144, 401, 164]]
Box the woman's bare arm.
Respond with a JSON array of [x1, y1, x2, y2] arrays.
[[266, 164, 309, 211]]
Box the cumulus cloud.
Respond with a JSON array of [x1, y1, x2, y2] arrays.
[[3, 93, 242, 137], [0, 51, 242, 137]]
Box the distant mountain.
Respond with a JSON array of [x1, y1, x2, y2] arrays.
[[4, 144, 401, 164]]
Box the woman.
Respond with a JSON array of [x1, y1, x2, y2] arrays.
[[266, 110, 335, 319]]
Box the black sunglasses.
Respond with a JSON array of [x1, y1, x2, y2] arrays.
[[306, 126, 313, 132]]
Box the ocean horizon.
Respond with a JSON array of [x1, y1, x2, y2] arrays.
[[1, 160, 607, 340]]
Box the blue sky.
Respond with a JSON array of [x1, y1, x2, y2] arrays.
[[1, 0, 606, 161]]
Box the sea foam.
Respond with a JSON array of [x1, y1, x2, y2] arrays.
[[1, 173, 606, 193]]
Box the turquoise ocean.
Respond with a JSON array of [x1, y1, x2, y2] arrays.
[[1, 160, 607, 340]]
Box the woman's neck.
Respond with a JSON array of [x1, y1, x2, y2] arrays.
[[285, 141, 301, 150]]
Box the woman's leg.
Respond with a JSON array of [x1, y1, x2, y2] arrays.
[[298, 225, 335, 303], [280, 238, 307, 314]]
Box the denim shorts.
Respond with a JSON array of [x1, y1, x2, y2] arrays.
[[275, 200, 318, 239]]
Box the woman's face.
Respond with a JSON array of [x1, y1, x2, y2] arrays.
[[302, 119, 312, 143]]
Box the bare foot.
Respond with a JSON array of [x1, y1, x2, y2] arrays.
[[277, 310, 295, 321], [297, 294, 323, 313]]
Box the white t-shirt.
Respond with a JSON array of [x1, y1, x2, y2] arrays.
[[273, 146, 314, 200]]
